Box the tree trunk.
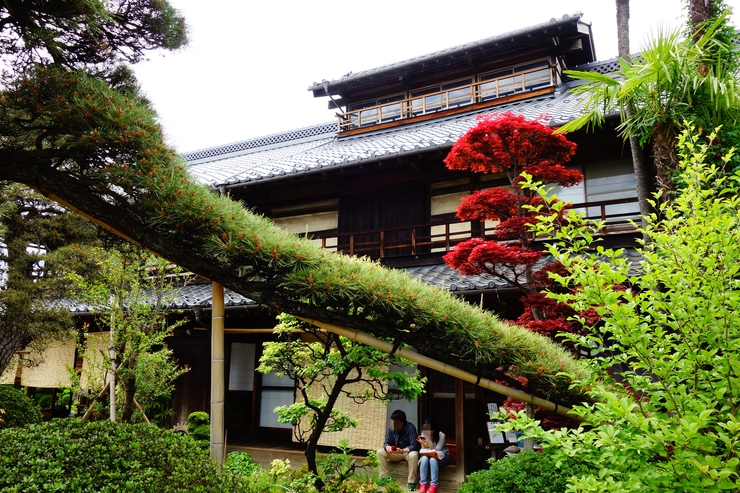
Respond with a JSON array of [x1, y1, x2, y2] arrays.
[[0, 330, 24, 377], [689, 0, 716, 40], [121, 356, 138, 423], [0, 159, 586, 407], [305, 367, 352, 489], [652, 126, 678, 194], [616, 0, 653, 224]]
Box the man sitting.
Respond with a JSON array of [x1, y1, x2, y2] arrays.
[[377, 410, 421, 491]]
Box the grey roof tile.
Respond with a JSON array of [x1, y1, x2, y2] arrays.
[[186, 90, 588, 189], [308, 13, 587, 92]]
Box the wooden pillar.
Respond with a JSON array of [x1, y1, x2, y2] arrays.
[[455, 377, 467, 482], [210, 282, 225, 464]]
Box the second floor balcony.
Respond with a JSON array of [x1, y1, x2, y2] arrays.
[[303, 197, 640, 262], [338, 61, 554, 133]]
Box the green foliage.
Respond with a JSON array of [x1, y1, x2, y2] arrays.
[[560, 13, 740, 145], [0, 419, 238, 492], [188, 411, 209, 446], [259, 314, 424, 475], [225, 451, 260, 478], [317, 440, 357, 484], [364, 449, 379, 469], [70, 247, 188, 422], [382, 481, 404, 493], [187, 411, 209, 431], [459, 451, 591, 493], [517, 127, 740, 492], [559, 10, 740, 189], [0, 183, 101, 375], [0, 385, 42, 429]]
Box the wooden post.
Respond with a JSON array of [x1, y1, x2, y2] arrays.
[[455, 378, 467, 482], [210, 282, 225, 464]]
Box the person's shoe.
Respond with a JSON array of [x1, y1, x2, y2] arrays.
[[407, 483, 416, 491], [418, 483, 427, 493], [427, 486, 437, 493]]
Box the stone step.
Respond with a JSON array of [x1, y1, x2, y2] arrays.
[[385, 459, 459, 493]]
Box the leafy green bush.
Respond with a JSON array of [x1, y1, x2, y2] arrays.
[[226, 451, 260, 478], [0, 385, 42, 429], [458, 451, 591, 493], [0, 419, 238, 492], [187, 410, 209, 449], [516, 129, 740, 491]]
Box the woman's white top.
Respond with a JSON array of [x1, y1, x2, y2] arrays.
[[420, 431, 448, 460]]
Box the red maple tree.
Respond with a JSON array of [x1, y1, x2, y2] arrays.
[[444, 112, 585, 429], [444, 112, 582, 331]]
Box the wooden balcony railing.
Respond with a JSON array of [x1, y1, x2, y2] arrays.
[[305, 197, 639, 260], [338, 65, 553, 132]]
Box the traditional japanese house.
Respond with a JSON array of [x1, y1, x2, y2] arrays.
[[166, 11, 644, 474], [3, 12, 646, 477]]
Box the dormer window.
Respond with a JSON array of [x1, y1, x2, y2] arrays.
[[337, 58, 554, 133]]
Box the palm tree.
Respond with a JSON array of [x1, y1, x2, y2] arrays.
[[558, 12, 740, 192], [616, 0, 652, 224]]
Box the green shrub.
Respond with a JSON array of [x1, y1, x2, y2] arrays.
[[0, 385, 42, 429], [188, 411, 209, 429], [0, 419, 239, 492], [458, 450, 591, 493], [382, 481, 403, 493], [226, 451, 260, 478]]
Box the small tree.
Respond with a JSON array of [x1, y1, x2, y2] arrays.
[[558, 6, 740, 192], [443, 113, 584, 433], [257, 314, 425, 485], [443, 112, 582, 336], [516, 126, 740, 491], [0, 183, 101, 375], [71, 247, 188, 423]]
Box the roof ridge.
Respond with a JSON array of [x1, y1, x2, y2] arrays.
[[183, 122, 336, 162], [309, 12, 586, 91]]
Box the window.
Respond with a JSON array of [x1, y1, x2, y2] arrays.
[[259, 370, 294, 429], [349, 94, 405, 127], [411, 79, 473, 116], [479, 59, 551, 100]]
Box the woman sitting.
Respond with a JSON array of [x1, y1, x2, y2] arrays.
[[417, 416, 449, 493]]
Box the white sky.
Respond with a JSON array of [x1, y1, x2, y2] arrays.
[[133, 0, 740, 154]]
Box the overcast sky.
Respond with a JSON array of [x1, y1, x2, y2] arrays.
[[133, 0, 740, 154]]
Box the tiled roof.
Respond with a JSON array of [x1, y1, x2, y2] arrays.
[[183, 123, 336, 163], [186, 90, 586, 189], [406, 248, 643, 292], [64, 284, 257, 313], [308, 13, 587, 93]]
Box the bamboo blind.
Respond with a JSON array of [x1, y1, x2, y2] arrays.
[[20, 338, 76, 388], [80, 332, 111, 390]]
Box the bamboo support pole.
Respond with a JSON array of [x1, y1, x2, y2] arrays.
[[133, 399, 150, 424], [210, 282, 226, 465], [295, 316, 583, 421], [81, 381, 110, 421]]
